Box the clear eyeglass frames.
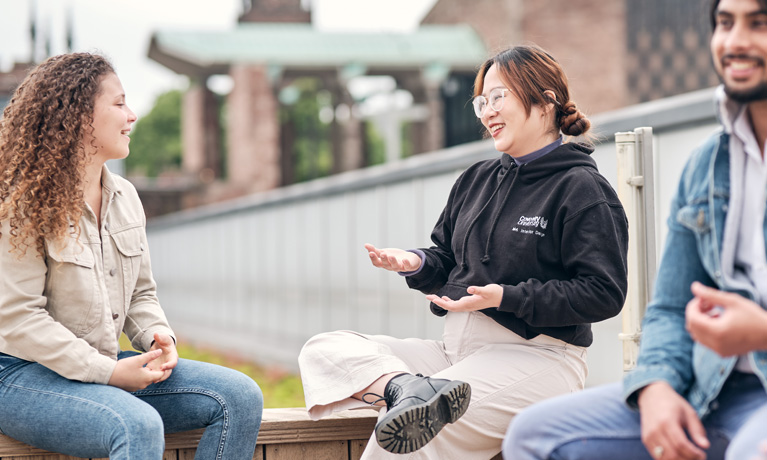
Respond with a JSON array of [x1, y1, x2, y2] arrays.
[[472, 88, 509, 118]]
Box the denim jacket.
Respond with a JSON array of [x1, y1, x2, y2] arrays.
[[622, 128, 767, 417], [0, 166, 174, 384]]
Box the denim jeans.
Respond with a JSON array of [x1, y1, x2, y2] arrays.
[[0, 351, 263, 460], [503, 372, 767, 460]]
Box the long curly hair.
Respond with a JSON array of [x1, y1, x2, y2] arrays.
[[0, 53, 115, 257]]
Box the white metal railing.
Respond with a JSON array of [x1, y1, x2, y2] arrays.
[[146, 89, 720, 385], [615, 127, 658, 372]]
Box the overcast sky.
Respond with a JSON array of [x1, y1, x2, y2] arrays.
[[0, 0, 435, 116]]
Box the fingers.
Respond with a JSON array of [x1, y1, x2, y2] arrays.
[[153, 332, 173, 348], [690, 282, 734, 306], [139, 349, 163, 365], [155, 369, 173, 384], [364, 244, 411, 272], [683, 407, 710, 450]]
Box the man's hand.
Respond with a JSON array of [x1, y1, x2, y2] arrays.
[[147, 333, 178, 383], [686, 282, 767, 356], [637, 382, 709, 460], [425, 284, 503, 312]]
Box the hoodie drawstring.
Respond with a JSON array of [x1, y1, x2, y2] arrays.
[[481, 170, 519, 264], [459, 161, 518, 269]]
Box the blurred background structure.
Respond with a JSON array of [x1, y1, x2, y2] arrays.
[[0, 0, 723, 388], [1, 0, 719, 217]]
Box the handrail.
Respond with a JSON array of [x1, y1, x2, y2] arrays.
[[615, 127, 657, 372]]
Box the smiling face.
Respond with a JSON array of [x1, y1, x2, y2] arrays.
[[83, 73, 137, 164], [478, 64, 555, 158], [712, 0, 767, 102]]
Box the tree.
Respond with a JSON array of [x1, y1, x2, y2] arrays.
[[125, 90, 183, 177]]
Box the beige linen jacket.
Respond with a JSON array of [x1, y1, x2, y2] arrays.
[[0, 166, 174, 384]]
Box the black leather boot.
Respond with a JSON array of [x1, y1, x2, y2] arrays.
[[371, 373, 471, 454]]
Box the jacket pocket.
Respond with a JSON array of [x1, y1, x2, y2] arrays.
[[45, 239, 99, 335], [676, 204, 709, 235], [110, 227, 144, 300]]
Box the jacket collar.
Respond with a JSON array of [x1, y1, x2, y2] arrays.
[[715, 85, 746, 136], [99, 164, 123, 199]]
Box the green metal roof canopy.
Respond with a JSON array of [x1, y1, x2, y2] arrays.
[[148, 23, 488, 77]]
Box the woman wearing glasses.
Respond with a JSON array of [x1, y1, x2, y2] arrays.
[[298, 45, 628, 459]]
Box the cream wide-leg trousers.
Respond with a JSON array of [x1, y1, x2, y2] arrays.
[[298, 311, 588, 460]]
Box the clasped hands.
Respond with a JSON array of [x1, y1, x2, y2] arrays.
[[108, 332, 178, 392], [365, 243, 503, 311]]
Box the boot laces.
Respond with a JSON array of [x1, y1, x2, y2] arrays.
[[361, 373, 429, 409]]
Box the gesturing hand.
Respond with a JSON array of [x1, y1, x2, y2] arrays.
[[364, 243, 421, 273], [425, 284, 503, 312], [108, 349, 165, 392], [147, 332, 178, 383], [637, 382, 709, 460], [686, 282, 767, 357]]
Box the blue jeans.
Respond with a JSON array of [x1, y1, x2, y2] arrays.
[[503, 372, 767, 460], [0, 351, 263, 460]]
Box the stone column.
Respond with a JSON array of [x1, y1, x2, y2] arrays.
[[182, 81, 222, 181], [227, 64, 281, 192], [332, 93, 364, 173], [326, 73, 364, 174], [401, 66, 448, 155]]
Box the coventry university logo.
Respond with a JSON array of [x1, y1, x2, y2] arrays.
[[513, 215, 548, 237], [517, 216, 548, 229]]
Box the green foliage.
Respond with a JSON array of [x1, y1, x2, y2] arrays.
[[174, 342, 306, 408], [282, 78, 332, 183], [119, 334, 305, 408], [400, 122, 414, 159], [364, 121, 386, 166], [125, 90, 183, 177]]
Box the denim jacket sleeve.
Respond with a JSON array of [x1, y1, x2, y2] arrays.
[[622, 135, 720, 408]]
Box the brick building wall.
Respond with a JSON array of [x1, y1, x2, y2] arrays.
[[522, 0, 628, 114], [423, 0, 719, 114]]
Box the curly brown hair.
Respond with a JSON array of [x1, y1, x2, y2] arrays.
[[0, 52, 115, 257]]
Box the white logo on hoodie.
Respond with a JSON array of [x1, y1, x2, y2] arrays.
[[517, 216, 548, 228], [513, 215, 548, 237]]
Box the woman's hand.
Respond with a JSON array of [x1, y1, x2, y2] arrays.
[[147, 333, 178, 383], [426, 284, 503, 312], [108, 349, 165, 392], [364, 244, 421, 273]]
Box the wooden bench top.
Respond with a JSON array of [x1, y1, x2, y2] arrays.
[[0, 407, 379, 459]]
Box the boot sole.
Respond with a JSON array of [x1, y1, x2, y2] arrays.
[[374, 380, 471, 454]]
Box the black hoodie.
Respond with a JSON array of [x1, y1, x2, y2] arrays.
[[406, 142, 628, 347]]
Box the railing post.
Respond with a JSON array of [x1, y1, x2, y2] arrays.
[[615, 127, 656, 373]]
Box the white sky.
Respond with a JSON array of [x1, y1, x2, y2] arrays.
[[0, 0, 435, 116]]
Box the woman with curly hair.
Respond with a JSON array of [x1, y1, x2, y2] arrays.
[[0, 53, 263, 460], [298, 45, 629, 459]]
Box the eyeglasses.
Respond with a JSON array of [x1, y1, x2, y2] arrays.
[[472, 88, 509, 118]]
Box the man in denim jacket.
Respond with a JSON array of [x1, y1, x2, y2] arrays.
[[500, 0, 767, 459]]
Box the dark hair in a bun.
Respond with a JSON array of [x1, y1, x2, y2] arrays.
[[558, 101, 591, 137], [474, 44, 591, 138]]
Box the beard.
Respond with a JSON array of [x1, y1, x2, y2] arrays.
[[718, 54, 767, 103], [723, 81, 767, 103]]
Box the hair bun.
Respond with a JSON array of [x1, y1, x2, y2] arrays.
[[558, 101, 591, 137]]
